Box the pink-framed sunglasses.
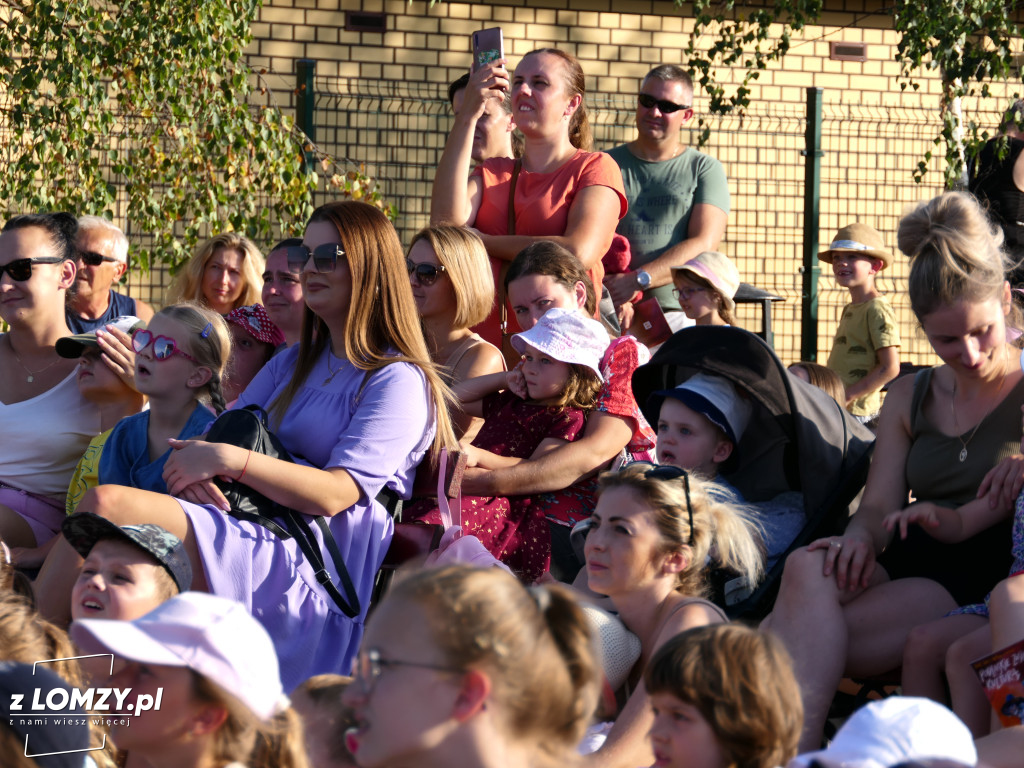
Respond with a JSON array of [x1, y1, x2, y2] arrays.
[[131, 328, 198, 363]]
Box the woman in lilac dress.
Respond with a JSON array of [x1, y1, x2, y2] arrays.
[[36, 202, 456, 690]]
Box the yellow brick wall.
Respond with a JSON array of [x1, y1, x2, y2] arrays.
[[238, 0, 1022, 368]]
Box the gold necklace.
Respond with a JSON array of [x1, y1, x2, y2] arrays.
[[7, 337, 61, 383], [950, 362, 1007, 463]]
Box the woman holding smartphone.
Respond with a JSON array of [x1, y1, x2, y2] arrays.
[[430, 46, 626, 357]]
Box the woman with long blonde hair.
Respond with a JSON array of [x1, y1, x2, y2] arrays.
[[36, 201, 456, 691], [168, 232, 265, 315]]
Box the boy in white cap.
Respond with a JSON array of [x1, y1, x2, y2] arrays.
[[651, 372, 805, 567], [820, 223, 901, 424]]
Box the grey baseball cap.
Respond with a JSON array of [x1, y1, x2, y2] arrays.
[[56, 314, 146, 358], [62, 513, 192, 592]]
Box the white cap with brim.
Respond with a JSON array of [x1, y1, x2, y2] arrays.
[[652, 371, 752, 445], [71, 592, 288, 721], [56, 315, 146, 359], [786, 697, 977, 768]]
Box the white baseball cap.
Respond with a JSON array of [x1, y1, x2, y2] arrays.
[[71, 592, 288, 720]]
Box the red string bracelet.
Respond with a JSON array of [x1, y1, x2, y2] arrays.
[[236, 450, 252, 482]]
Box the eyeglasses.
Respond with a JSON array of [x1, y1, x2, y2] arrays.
[[352, 649, 462, 696], [131, 329, 198, 363], [637, 93, 691, 114], [624, 461, 695, 545], [76, 250, 120, 267], [284, 244, 345, 274], [671, 285, 706, 301], [0, 257, 64, 282], [407, 259, 447, 286]]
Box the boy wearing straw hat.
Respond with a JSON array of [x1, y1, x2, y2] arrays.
[[821, 223, 901, 424]]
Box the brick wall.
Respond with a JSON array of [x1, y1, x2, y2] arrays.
[[230, 0, 1021, 366]]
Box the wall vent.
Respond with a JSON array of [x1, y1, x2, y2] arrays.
[[346, 11, 386, 33], [830, 41, 868, 62]]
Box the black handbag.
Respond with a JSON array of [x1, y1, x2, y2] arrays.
[[205, 405, 362, 618]]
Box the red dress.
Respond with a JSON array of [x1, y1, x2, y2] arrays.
[[407, 390, 585, 583], [530, 336, 657, 527]]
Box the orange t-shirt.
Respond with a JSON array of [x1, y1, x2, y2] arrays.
[[470, 150, 628, 348]]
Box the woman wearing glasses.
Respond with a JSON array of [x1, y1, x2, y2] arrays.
[[407, 226, 504, 441], [36, 201, 456, 692], [167, 232, 265, 316], [431, 48, 625, 359], [580, 462, 763, 768], [342, 564, 599, 768], [0, 213, 101, 552]]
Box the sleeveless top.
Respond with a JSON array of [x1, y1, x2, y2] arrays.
[[66, 290, 138, 334], [880, 367, 1020, 605]]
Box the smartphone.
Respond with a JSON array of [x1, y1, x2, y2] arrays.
[[472, 27, 504, 71]]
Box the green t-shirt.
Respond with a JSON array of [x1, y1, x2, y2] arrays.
[[826, 296, 901, 417], [606, 144, 730, 310]]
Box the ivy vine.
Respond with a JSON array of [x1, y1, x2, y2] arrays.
[[0, 1, 394, 273]]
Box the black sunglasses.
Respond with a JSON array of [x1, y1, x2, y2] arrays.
[[637, 93, 691, 114], [407, 258, 447, 286], [285, 244, 345, 274], [0, 256, 64, 282], [76, 250, 120, 267], [626, 461, 695, 545]]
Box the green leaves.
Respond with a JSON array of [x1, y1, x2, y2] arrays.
[[678, 0, 1022, 186], [0, 0, 394, 272]]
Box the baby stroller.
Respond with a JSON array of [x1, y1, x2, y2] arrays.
[[631, 326, 875, 619]]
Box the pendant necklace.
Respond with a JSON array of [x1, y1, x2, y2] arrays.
[[950, 363, 1006, 463], [323, 349, 343, 386], [7, 338, 61, 383]]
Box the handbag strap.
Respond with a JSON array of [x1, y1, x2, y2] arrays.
[[434, 448, 462, 532], [499, 159, 523, 337], [282, 511, 361, 618]]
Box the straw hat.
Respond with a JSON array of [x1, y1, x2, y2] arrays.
[[818, 222, 893, 269]]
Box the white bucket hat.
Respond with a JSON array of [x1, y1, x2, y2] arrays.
[[510, 307, 607, 380]]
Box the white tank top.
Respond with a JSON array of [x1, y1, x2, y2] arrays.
[[0, 369, 102, 500]]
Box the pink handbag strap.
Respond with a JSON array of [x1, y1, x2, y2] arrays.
[[435, 448, 462, 531]]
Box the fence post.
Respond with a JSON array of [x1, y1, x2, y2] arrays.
[[800, 87, 823, 362], [296, 59, 317, 172]]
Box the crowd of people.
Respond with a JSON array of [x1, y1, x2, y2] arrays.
[[1, 44, 1024, 768]]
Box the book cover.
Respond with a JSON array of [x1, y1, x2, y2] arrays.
[[972, 637, 1024, 728]]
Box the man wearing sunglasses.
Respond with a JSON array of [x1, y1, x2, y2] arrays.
[[66, 216, 154, 334], [605, 65, 730, 333]]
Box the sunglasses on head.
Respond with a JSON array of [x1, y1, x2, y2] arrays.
[[131, 329, 198, 363], [0, 256, 64, 282], [637, 93, 691, 114], [406, 259, 447, 286], [284, 244, 345, 274], [625, 461, 695, 545], [76, 250, 120, 267]]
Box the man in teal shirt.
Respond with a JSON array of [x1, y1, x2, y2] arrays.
[[605, 65, 730, 332]]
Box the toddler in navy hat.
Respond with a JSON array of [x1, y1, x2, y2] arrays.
[[651, 372, 805, 570]]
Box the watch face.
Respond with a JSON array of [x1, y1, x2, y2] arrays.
[[637, 270, 651, 288]]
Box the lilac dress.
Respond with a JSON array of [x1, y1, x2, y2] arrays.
[[177, 345, 433, 691]]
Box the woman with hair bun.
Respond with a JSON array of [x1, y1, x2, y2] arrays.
[[765, 191, 1024, 750], [342, 564, 599, 768], [431, 48, 626, 358], [580, 462, 764, 768]]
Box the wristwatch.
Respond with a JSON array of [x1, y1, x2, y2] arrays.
[[635, 269, 652, 290]]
